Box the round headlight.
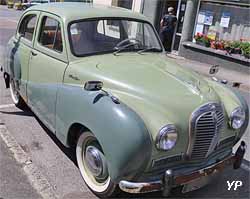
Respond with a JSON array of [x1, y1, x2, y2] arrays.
[[156, 124, 178, 151], [230, 107, 245, 129]]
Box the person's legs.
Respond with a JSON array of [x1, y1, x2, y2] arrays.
[[165, 33, 173, 52], [160, 30, 174, 52], [160, 31, 169, 52], [159, 30, 165, 45]]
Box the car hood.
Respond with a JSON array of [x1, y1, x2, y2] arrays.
[[71, 53, 221, 149], [92, 53, 220, 106]]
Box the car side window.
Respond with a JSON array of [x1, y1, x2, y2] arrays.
[[18, 14, 37, 41], [39, 16, 63, 53]]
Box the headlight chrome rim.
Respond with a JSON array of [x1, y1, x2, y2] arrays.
[[156, 124, 178, 151], [230, 107, 245, 130]]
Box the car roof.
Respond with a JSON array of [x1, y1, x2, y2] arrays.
[[28, 2, 149, 23]]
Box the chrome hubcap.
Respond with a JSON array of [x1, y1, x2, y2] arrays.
[[85, 146, 107, 179]]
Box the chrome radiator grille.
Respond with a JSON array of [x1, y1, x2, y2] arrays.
[[188, 103, 225, 160]]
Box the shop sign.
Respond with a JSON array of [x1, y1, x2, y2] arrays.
[[220, 12, 231, 28], [204, 11, 213, 25]]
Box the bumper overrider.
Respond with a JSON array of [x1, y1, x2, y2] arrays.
[[119, 141, 246, 196]]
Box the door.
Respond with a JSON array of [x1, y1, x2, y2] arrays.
[[27, 13, 68, 132], [173, 1, 187, 51], [160, 0, 187, 52], [8, 11, 39, 102]]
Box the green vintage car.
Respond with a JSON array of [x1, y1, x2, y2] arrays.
[[2, 2, 249, 198]]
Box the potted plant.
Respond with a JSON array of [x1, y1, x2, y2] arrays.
[[231, 41, 242, 54], [7, 0, 14, 8], [210, 40, 224, 50], [224, 41, 233, 54], [0, 0, 7, 5], [201, 35, 211, 47], [14, 1, 22, 10], [194, 33, 211, 47], [194, 33, 204, 46], [241, 42, 250, 59]]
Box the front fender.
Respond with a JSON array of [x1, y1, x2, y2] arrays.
[[207, 79, 249, 138], [229, 87, 249, 139], [56, 85, 152, 182]]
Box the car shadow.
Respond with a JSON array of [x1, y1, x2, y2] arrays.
[[7, 106, 78, 165], [0, 110, 34, 117], [33, 113, 77, 165]]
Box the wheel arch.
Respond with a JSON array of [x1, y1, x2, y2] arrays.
[[56, 86, 152, 182], [67, 122, 89, 148]]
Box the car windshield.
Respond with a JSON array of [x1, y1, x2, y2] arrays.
[[69, 18, 162, 56]]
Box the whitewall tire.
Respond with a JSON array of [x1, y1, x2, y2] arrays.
[[9, 78, 25, 108], [76, 131, 118, 198]]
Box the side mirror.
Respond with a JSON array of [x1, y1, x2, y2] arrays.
[[84, 81, 103, 91], [209, 65, 219, 75]]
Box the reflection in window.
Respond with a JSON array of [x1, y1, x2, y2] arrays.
[[194, 3, 250, 41], [19, 14, 37, 41], [39, 16, 63, 52]]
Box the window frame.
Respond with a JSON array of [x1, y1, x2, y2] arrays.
[[16, 11, 39, 45], [33, 12, 67, 63], [38, 16, 63, 53], [68, 17, 163, 57]]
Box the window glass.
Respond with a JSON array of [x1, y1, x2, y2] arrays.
[[194, 3, 250, 41], [19, 14, 37, 41], [69, 18, 162, 56], [97, 20, 121, 39], [39, 16, 63, 52]]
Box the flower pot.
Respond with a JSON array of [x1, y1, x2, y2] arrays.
[[204, 42, 211, 48], [7, 2, 14, 8], [195, 40, 205, 46], [244, 54, 250, 59], [232, 48, 241, 54]]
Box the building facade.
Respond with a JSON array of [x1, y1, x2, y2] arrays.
[[92, 0, 250, 72]]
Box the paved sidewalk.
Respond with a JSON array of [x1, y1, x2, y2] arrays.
[[167, 53, 250, 92], [0, 137, 42, 199]]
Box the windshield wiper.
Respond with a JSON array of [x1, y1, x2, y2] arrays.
[[113, 42, 140, 55], [138, 47, 162, 54]]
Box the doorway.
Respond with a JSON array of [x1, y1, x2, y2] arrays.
[[160, 0, 187, 52]]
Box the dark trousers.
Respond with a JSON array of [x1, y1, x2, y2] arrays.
[[160, 29, 174, 52]]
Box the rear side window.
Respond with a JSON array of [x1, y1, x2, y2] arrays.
[[39, 16, 63, 53], [18, 14, 37, 41]]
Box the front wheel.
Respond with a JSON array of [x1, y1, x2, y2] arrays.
[[76, 131, 118, 198], [9, 78, 25, 108]]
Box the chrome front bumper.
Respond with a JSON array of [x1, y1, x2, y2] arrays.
[[119, 155, 237, 196]]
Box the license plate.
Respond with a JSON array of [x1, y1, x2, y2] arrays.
[[182, 175, 212, 193]]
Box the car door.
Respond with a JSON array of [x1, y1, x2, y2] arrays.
[[7, 11, 39, 102], [27, 12, 68, 133]]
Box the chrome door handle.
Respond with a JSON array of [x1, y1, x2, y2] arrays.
[[31, 51, 37, 56]]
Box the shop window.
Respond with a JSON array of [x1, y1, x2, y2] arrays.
[[194, 2, 250, 42], [112, 0, 132, 9]]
